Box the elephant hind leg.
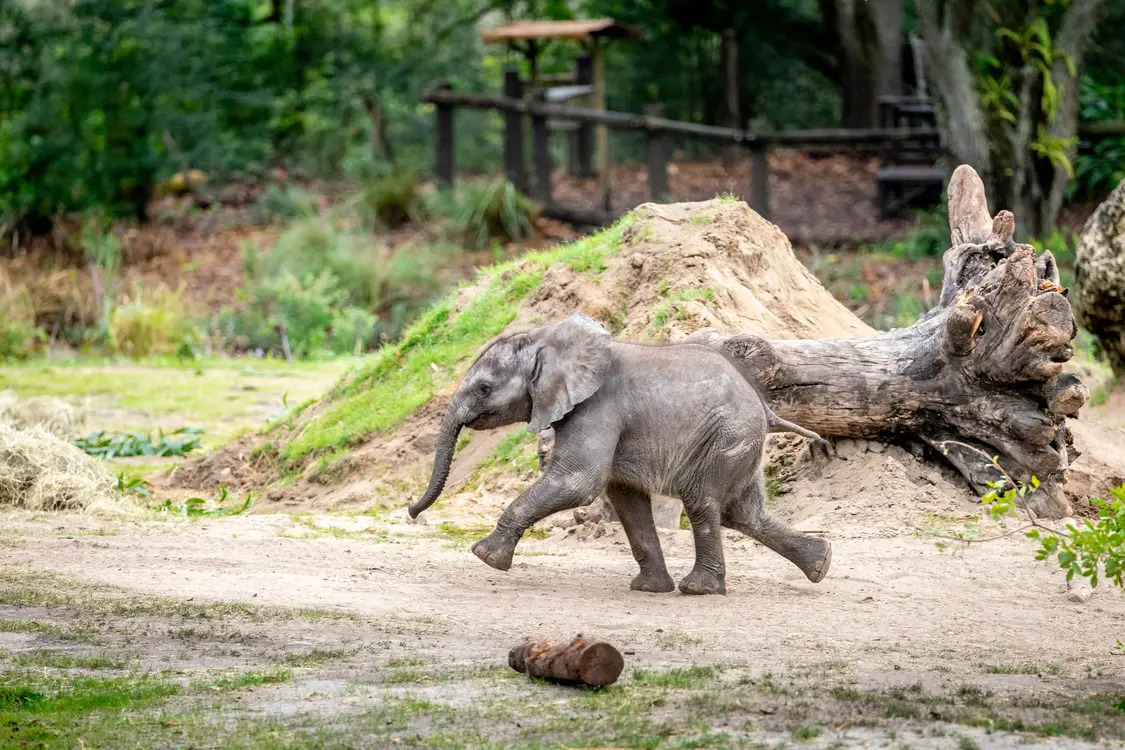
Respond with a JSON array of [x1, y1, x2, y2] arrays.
[[605, 483, 674, 593], [678, 488, 726, 595], [722, 470, 831, 583]]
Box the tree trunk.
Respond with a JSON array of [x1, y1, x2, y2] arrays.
[[720, 28, 741, 162], [834, 0, 900, 128], [914, 1, 991, 182], [509, 636, 624, 687], [362, 95, 395, 166], [835, 0, 877, 127], [692, 166, 1083, 518]]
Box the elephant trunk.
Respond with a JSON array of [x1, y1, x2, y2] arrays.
[[408, 409, 463, 519]]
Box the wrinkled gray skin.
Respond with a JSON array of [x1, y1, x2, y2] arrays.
[[409, 312, 832, 595]]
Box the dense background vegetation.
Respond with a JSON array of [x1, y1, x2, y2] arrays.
[[1, 0, 1123, 361]]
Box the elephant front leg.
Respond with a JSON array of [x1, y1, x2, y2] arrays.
[[472, 470, 606, 572], [679, 492, 726, 595], [606, 483, 674, 593]]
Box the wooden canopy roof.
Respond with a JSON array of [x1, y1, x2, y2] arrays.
[[480, 19, 642, 44]]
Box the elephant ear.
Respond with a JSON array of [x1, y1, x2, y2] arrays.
[[526, 312, 611, 434]]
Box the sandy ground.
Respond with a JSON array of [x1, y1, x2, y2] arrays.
[[3, 442, 1123, 747]]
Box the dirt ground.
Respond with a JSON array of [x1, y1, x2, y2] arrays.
[[3, 433, 1124, 748]]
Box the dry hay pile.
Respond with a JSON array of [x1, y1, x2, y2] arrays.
[[0, 389, 87, 439], [0, 423, 128, 513]]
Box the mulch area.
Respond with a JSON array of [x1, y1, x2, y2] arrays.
[[551, 150, 1102, 244]]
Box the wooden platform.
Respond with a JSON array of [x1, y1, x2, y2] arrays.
[[876, 165, 946, 218]]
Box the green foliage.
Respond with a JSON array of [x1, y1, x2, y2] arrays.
[[108, 285, 199, 358], [75, 428, 203, 459], [0, 320, 41, 362], [153, 485, 253, 518], [934, 442, 1125, 596], [429, 181, 538, 249], [1073, 76, 1125, 198], [881, 207, 951, 260], [357, 173, 424, 228], [1028, 485, 1125, 588], [261, 222, 382, 308], [255, 184, 319, 223]]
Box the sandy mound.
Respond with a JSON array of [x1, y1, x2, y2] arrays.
[[168, 198, 1124, 521], [0, 423, 129, 514]]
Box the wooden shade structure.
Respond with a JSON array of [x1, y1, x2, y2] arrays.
[[480, 19, 642, 210]]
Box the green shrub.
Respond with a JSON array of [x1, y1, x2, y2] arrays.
[[261, 220, 381, 308], [108, 285, 199, 358], [1073, 76, 1125, 199], [880, 206, 951, 260], [0, 275, 42, 360], [356, 173, 423, 228], [255, 184, 319, 222], [429, 180, 538, 249], [216, 270, 378, 359]]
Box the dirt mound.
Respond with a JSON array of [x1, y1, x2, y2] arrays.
[[167, 198, 1123, 523]]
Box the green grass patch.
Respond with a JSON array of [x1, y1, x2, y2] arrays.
[[631, 665, 719, 688], [0, 618, 101, 643], [10, 651, 131, 670], [279, 215, 633, 466], [0, 672, 179, 747], [193, 668, 292, 691], [648, 287, 716, 340]]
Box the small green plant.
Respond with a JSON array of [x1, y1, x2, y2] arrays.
[[931, 441, 1125, 592], [153, 485, 252, 517], [430, 180, 538, 249], [255, 183, 319, 222], [790, 725, 823, 741], [115, 473, 152, 499], [357, 172, 423, 228], [108, 284, 199, 358], [75, 428, 203, 459]]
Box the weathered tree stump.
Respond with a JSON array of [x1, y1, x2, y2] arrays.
[[1074, 178, 1125, 374], [508, 636, 624, 687], [690, 166, 1084, 517]]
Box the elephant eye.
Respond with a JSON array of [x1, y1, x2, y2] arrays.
[[476, 381, 492, 396]]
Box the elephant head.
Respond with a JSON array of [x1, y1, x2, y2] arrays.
[[408, 312, 611, 518]]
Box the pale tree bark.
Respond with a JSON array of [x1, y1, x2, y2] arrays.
[[914, 0, 991, 178]]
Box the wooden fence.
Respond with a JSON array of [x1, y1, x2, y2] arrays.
[[423, 84, 1125, 225]]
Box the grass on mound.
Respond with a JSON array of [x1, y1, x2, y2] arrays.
[[280, 215, 635, 466]]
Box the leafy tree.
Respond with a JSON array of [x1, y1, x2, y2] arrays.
[[915, 0, 1108, 237]]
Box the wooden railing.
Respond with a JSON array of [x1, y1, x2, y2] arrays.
[[423, 84, 1125, 225]]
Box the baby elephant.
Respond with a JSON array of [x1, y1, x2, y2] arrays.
[[408, 312, 832, 594]]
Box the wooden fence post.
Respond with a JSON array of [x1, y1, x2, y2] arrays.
[[434, 81, 454, 187], [645, 104, 669, 202], [531, 92, 552, 203], [748, 140, 770, 219], [503, 67, 526, 192], [573, 54, 594, 178]]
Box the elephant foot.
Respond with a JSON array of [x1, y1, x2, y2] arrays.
[[471, 534, 515, 571], [803, 540, 832, 583], [678, 569, 726, 595], [630, 571, 676, 593]]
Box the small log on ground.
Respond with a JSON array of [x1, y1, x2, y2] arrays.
[[690, 165, 1084, 518], [508, 636, 624, 687]]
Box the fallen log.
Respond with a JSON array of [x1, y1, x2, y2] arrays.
[[508, 636, 624, 687], [689, 165, 1084, 517]]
